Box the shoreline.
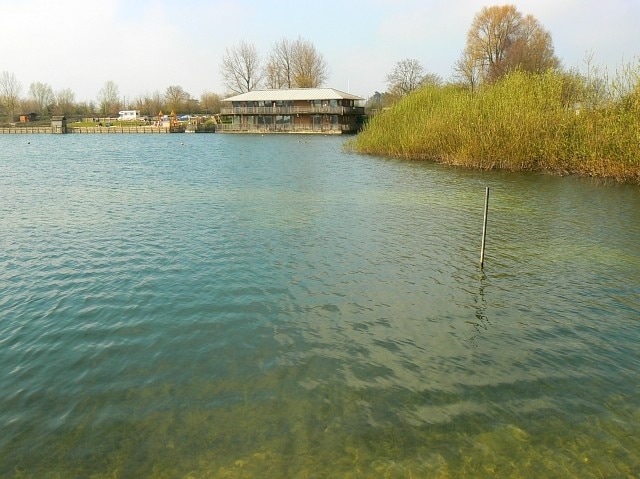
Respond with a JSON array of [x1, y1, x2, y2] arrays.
[[0, 126, 197, 134]]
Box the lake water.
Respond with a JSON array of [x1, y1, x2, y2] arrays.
[[1, 134, 639, 478]]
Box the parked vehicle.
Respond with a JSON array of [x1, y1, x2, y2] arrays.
[[118, 110, 141, 121]]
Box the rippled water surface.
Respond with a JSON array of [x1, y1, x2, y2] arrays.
[[1, 134, 639, 478]]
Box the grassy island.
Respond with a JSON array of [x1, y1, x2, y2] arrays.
[[353, 68, 640, 184]]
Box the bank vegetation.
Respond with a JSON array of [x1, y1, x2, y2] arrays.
[[353, 65, 640, 184]]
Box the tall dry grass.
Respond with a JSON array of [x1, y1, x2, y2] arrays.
[[353, 66, 640, 184]]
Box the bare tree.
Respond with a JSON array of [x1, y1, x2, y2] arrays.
[[264, 58, 284, 89], [28, 81, 54, 116], [97, 80, 120, 116], [458, 5, 559, 86], [54, 88, 75, 116], [165, 85, 190, 113], [453, 53, 482, 93], [220, 40, 262, 93], [385, 59, 442, 102], [265, 38, 295, 89], [132, 95, 150, 116], [576, 52, 612, 109], [291, 37, 328, 88], [200, 91, 222, 114], [74, 100, 95, 118], [512, 14, 560, 73], [385, 58, 430, 97], [0, 71, 23, 122], [150, 91, 164, 116]]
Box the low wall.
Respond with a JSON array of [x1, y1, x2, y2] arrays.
[[0, 127, 52, 134], [69, 126, 172, 133], [0, 126, 195, 134]]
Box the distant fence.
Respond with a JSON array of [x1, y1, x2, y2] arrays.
[[0, 127, 52, 134], [0, 126, 200, 134], [69, 126, 173, 134]]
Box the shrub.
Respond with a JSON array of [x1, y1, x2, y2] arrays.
[[353, 65, 640, 184]]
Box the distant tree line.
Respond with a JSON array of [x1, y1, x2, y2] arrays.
[[0, 5, 633, 123], [0, 74, 224, 124], [0, 34, 329, 123]]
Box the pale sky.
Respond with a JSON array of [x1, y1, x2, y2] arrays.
[[3, 0, 639, 103]]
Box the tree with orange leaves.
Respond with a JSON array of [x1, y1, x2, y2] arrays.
[[455, 4, 560, 89]]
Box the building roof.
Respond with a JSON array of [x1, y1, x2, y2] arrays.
[[222, 88, 364, 102]]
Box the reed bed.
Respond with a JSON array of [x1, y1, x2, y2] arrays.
[[353, 68, 640, 184]]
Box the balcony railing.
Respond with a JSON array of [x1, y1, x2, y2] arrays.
[[220, 105, 365, 116]]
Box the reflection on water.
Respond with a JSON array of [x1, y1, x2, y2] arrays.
[[0, 134, 639, 477], [466, 272, 490, 345]]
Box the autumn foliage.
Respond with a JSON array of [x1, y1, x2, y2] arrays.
[[455, 5, 560, 89]]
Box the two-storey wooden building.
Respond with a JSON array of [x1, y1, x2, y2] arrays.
[[219, 88, 365, 134]]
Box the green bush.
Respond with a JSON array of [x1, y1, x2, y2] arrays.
[[353, 67, 640, 184]]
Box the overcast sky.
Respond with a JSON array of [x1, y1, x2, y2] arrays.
[[3, 0, 639, 103]]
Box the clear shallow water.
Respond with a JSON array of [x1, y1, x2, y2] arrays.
[[1, 134, 639, 478]]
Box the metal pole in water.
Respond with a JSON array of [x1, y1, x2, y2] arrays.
[[480, 187, 490, 269]]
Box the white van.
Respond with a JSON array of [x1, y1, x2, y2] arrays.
[[118, 110, 140, 121]]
